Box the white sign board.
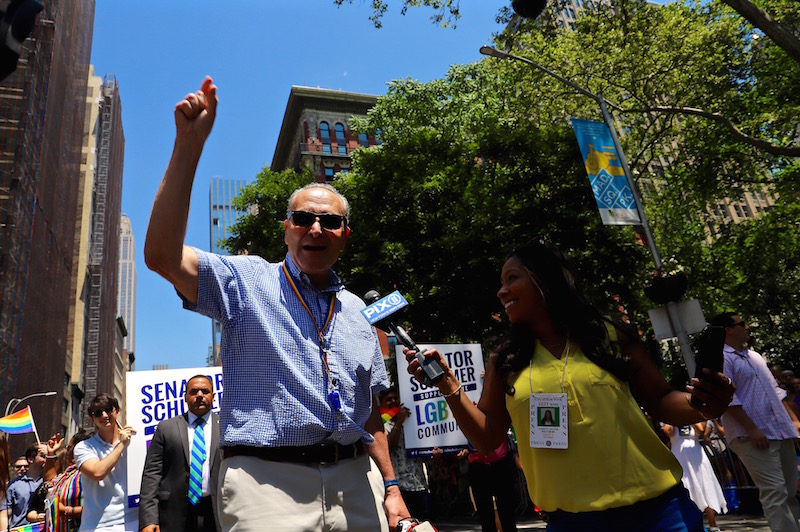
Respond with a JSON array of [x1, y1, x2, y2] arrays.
[[395, 343, 484, 457], [648, 299, 706, 340], [124, 367, 224, 531]]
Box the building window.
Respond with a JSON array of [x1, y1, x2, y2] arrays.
[[324, 167, 335, 181], [375, 128, 383, 145], [335, 123, 346, 154], [320, 122, 331, 154], [741, 204, 751, 218], [733, 204, 743, 218], [358, 132, 369, 147]]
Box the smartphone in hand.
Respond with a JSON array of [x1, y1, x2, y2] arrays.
[[690, 325, 726, 406]]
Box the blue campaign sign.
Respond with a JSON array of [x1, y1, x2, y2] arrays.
[[361, 290, 408, 325], [572, 118, 641, 225]]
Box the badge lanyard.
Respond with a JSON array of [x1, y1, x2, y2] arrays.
[[281, 262, 341, 411], [529, 341, 570, 449]]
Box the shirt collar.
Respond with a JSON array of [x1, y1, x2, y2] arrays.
[[188, 411, 211, 426], [283, 253, 344, 294], [724, 343, 747, 357]]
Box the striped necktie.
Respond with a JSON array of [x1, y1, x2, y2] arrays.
[[188, 417, 206, 505]]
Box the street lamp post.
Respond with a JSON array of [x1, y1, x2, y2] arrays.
[[4, 391, 58, 418], [480, 45, 696, 374]]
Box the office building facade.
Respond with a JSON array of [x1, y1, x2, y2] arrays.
[[81, 74, 126, 424], [0, 0, 95, 447], [117, 213, 136, 357]]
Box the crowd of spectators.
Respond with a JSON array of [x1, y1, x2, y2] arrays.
[[772, 364, 800, 419], [2, 365, 797, 532]]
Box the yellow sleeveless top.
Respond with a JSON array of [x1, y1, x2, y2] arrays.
[[505, 335, 682, 513]]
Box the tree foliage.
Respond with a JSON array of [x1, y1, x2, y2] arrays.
[[333, 0, 800, 68], [491, 0, 799, 364], [332, 0, 461, 28]]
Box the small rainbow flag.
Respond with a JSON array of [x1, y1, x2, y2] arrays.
[[0, 406, 37, 435], [380, 406, 400, 423], [10, 522, 44, 531]]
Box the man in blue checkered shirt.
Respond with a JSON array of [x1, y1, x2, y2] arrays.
[[712, 312, 800, 532], [145, 77, 409, 531]]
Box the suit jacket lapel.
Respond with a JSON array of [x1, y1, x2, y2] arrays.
[[179, 412, 191, 465]]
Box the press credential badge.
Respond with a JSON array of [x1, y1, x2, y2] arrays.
[[529, 393, 568, 449]]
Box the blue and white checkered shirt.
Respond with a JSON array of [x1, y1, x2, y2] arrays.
[[721, 344, 797, 441], [183, 249, 389, 447]]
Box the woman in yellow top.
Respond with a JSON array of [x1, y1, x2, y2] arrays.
[[405, 239, 735, 531]]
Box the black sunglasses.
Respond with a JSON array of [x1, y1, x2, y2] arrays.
[[13, 464, 27, 469], [732, 320, 746, 328], [89, 407, 115, 418], [289, 210, 347, 231]]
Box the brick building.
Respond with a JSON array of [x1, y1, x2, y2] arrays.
[[271, 86, 379, 181]]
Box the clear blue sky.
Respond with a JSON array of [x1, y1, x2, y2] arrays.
[[90, 1, 508, 371]]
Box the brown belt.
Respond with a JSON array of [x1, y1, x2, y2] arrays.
[[222, 442, 365, 465]]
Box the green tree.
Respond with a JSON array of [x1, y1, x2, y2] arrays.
[[333, 0, 800, 67], [694, 166, 800, 365], [492, 0, 799, 364]]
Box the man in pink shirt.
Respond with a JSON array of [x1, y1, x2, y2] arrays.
[[712, 312, 800, 532]]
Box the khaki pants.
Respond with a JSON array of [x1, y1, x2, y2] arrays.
[[729, 437, 800, 532], [217, 453, 388, 532]]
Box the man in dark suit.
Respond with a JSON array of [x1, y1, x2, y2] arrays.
[[139, 374, 221, 532]]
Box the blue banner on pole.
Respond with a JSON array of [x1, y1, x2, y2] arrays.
[[571, 118, 641, 225]]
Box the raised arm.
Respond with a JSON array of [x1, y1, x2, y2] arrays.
[[43, 432, 64, 481], [144, 77, 218, 305], [405, 348, 511, 454], [623, 330, 734, 426], [79, 426, 134, 482]]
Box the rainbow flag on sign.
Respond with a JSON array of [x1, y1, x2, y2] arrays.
[[0, 406, 37, 435]]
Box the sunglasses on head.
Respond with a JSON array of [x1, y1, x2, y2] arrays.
[[89, 407, 115, 418], [289, 210, 347, 231]]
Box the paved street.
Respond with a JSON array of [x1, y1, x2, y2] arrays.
[[432, 512, 770, 531]]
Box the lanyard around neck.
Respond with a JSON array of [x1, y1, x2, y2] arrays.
[[281, 261, 336, 369]]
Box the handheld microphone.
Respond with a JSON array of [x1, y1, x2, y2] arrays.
[[361, 290, 445, 386]]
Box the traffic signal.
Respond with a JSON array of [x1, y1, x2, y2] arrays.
[[511, 0, 548, 20], [0, 0, 44, 82]]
